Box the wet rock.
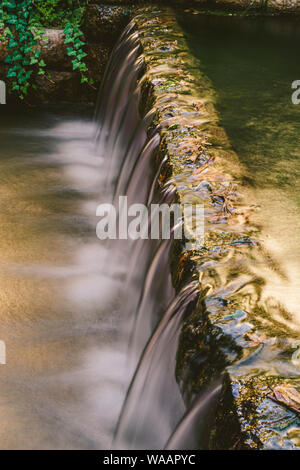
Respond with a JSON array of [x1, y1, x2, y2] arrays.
[[219, 371, 300, 449], [81, 43, 111, 103], [85, 42, 110, 84], [37, 29, 72, 71], [213, 0, 300, 12], [268, 0, 300, 10], [82, 4, 131, 44], [34, 71, 80, 103]]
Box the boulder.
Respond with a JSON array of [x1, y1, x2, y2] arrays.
[[37, 29, 73, 71], [29, 71, 80, 104], [82, 4, 131, 44]]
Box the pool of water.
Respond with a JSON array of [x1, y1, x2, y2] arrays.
[[178, 12, 300, 331], [0, 106, 129, 449]]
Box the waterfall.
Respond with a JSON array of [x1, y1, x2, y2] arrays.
[[95, 20, 218, 450], [113, 282, 199, 450], [165, 382, 223, 450]]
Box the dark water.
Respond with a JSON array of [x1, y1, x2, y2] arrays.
[[178, 13, 300, 328], [178, 14, 300, 191]]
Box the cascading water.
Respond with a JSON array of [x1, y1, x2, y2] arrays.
[[93, 18, 225, 450], [165, 382, 222, 450], [0, 18, 220, 450], [113, 282, 199, 450]]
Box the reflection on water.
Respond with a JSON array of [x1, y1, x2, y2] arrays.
[[179, 13, 300, 331], [0, 106, 128, 449]]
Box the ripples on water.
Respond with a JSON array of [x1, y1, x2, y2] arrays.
[[178, 12, 300, 333]]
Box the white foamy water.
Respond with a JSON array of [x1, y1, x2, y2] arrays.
[[0, 107, 130, 449]]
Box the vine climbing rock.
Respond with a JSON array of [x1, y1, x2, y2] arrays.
[[0, 4, 128, 104], [0, 30, 7, 63], [37, 29, 73, 71]]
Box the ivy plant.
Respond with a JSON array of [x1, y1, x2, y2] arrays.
[[63, 22, 91, 84], [1, 0, 92, 100], [3, 0, 39, 99]]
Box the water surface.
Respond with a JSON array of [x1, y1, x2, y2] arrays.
[[0, 106, 127, 449], [178, 13, 300, 330]]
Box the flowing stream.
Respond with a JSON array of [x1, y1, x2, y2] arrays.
[[0, 21, 202, 450]]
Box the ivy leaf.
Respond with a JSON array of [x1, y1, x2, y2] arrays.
[[79, 63, 88, 72], [67, 48, 76, 57], [12, 52, 23, 61], [7, 69, 17, 77], [77, 52, 87, 60], [6, 1, 17, 9], [7, 17, 17, 25], [8, 39, 18, 47], [64, 37, 73, 45], [74, 39, 84, 49], [72, 59, 80, 70]]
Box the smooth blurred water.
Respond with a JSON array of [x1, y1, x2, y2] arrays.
[[0, 26, 176, 448], [0, 106, 130, 449]]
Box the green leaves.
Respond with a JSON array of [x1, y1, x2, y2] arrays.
[[5, 1, 17, 9], [3, 0, 37, 98], [3, 0, 91, 100], [7, 69, 17, 78], [8, 38, 18, 48], [63, 22, 90, 84]]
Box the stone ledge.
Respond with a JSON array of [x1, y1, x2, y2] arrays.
[[134, 6, 300, 449], [213, 0, 300, 13], [82, 4, 131, 43], [89, 0, 300, 14]]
